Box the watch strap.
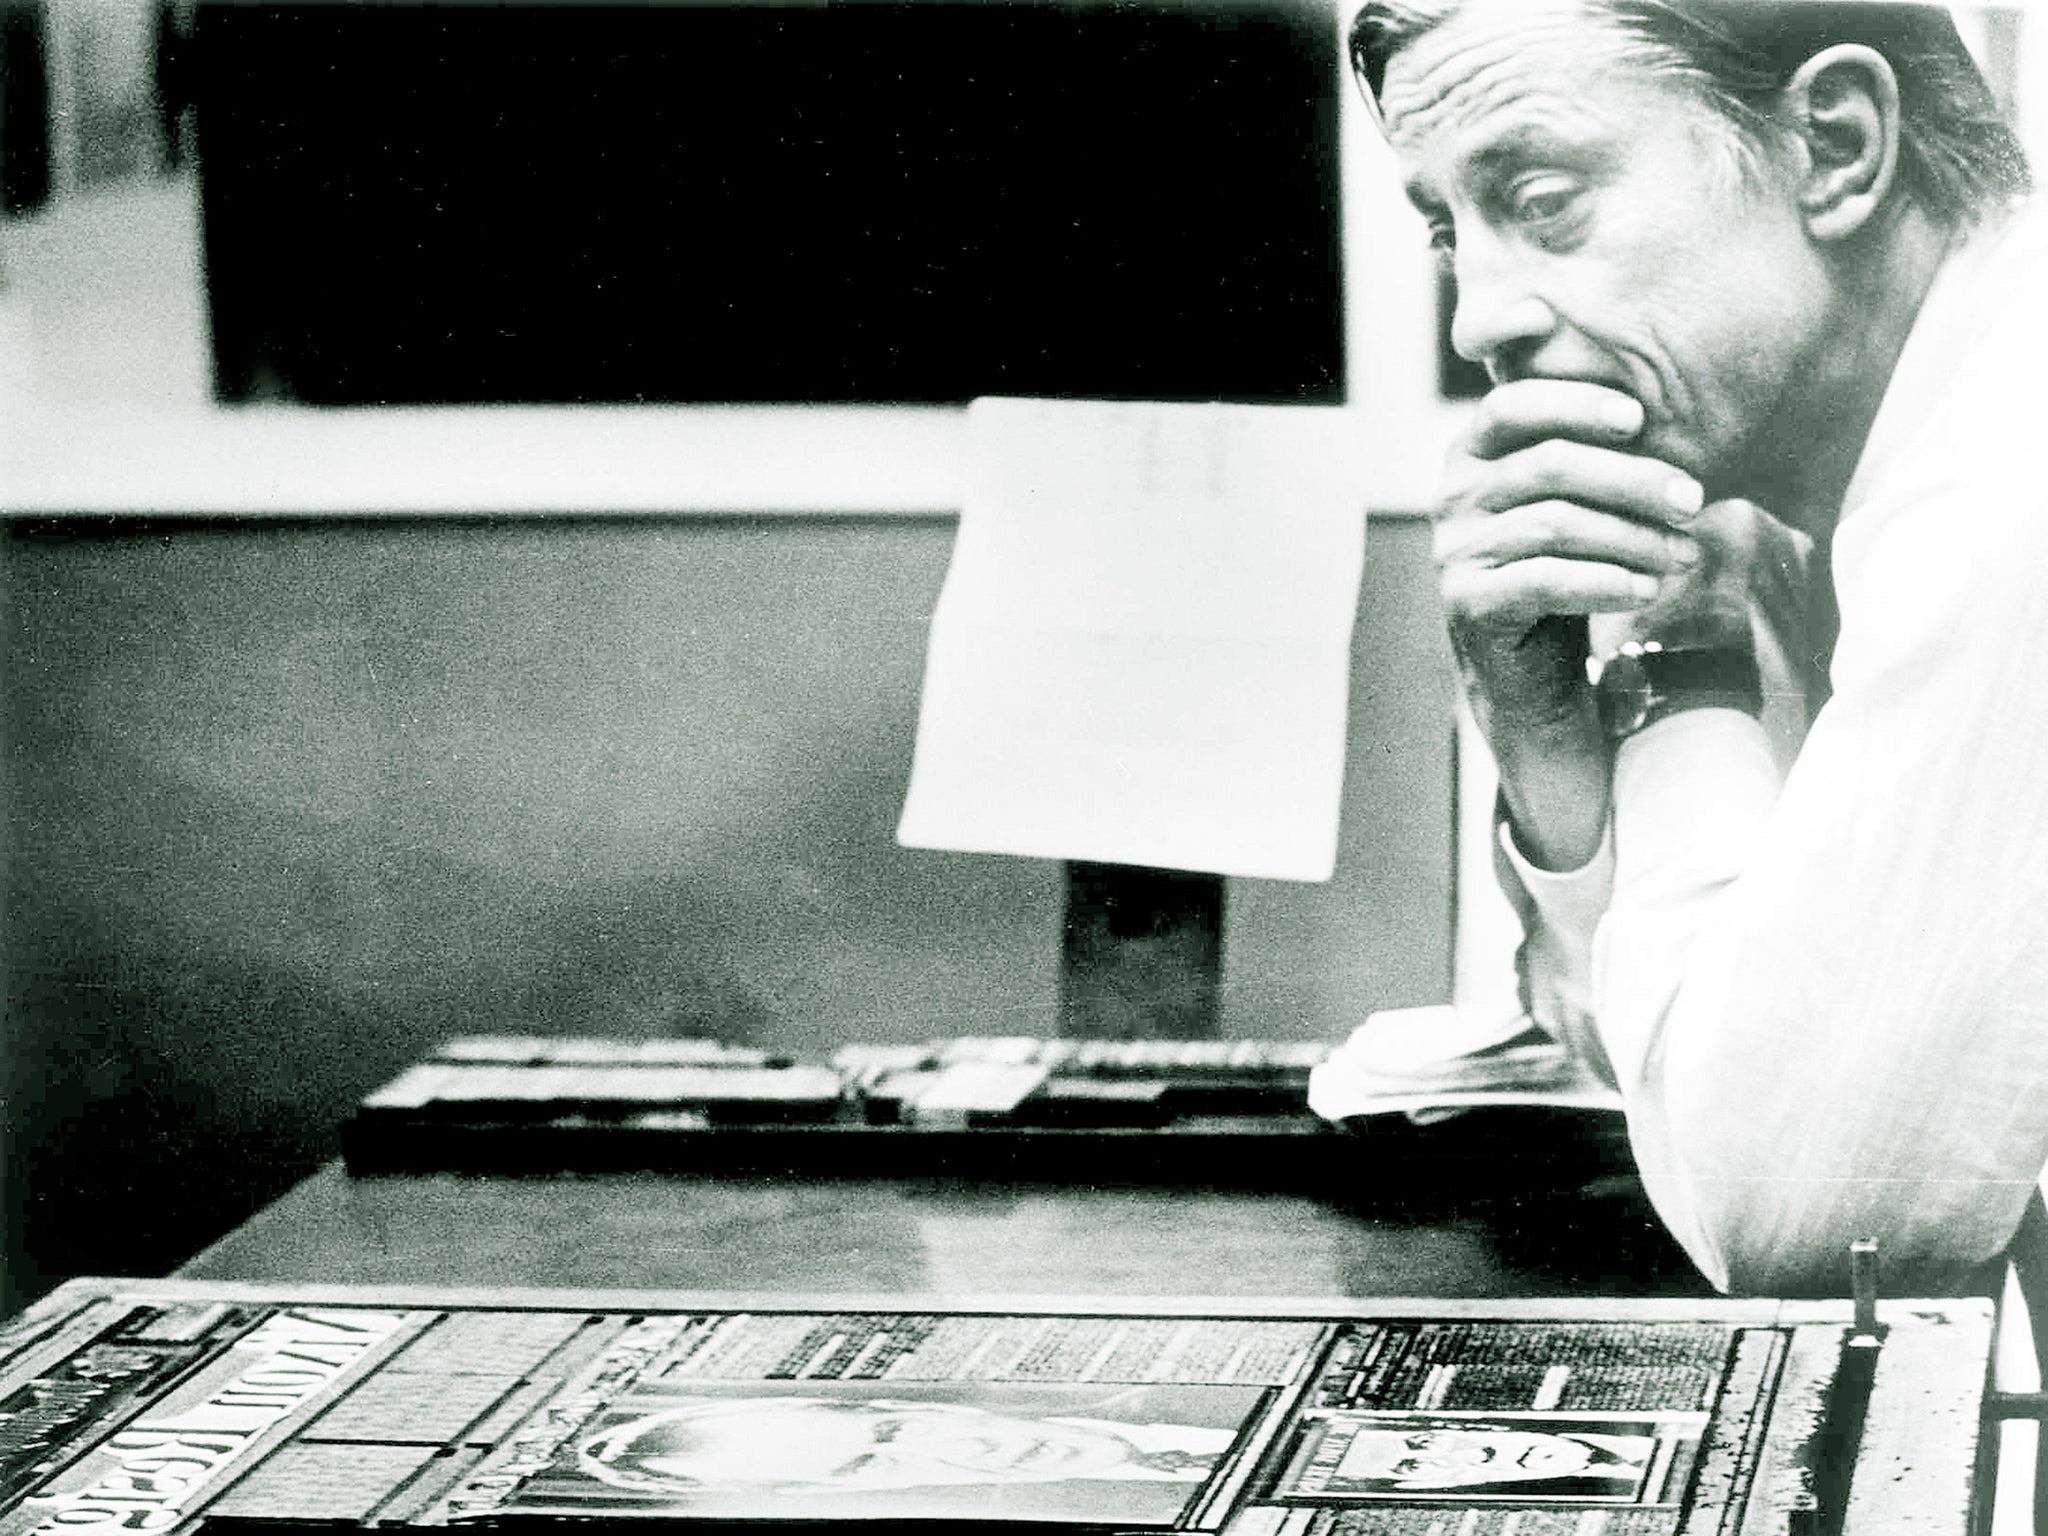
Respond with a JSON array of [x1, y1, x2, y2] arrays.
[[1598, 643, 1764, 741]]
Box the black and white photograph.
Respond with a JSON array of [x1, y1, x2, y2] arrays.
[[4, 2, 2046, 1531], [1272, 1409, 1702, 1505], [495, 1381, 1270, 1525]]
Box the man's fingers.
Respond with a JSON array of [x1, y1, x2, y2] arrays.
[[1443, 557, 1664, 629], [1462, 378, 1646, 460], [1435, 499, 1701, 576], [1450, 437, 1704, 528]]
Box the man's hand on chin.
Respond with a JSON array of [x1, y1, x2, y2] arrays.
[[1433, 376, 1714, 871]]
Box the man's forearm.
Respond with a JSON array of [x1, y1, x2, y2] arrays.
[[1597, 705, 2032, 1295], [1481, 692, 1612, 874]]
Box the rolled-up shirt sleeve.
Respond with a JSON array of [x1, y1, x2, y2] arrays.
[[1499, 531, 2048, 1295]]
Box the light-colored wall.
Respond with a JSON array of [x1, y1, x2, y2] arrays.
[[1, 512, 1458, 1311]]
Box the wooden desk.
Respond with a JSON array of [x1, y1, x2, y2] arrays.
[[177, 1159, 1712, 1300]]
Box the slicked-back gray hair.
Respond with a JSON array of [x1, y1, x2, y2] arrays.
[[1350, 1, 2030, 228]]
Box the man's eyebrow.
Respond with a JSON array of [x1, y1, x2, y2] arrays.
[[1467, 124, 1587, 179], [1403, 118, 1600, 215]]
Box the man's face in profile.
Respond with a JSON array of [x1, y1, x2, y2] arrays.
[[1336, 1426, 1637, 1488], [579, 1398, 1155, 1493], [1379, 0, 1833, 495]]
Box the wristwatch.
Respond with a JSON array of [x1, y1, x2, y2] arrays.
[[1595, 640, 1764, 741]]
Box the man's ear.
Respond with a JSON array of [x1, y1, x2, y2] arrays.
[[1781, 44, 1903, 241]]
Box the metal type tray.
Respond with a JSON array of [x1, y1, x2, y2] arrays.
[[338, 1038, 1631, 1190], [0, 1279, 1997, 1536]]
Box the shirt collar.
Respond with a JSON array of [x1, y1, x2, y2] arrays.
[[1841, 195, 2034, 523]]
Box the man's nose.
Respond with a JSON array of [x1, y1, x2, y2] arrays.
[[1447, 243, 1558, 384]]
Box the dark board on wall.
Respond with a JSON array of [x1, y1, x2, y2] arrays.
[[191, 0, 1346, 407]]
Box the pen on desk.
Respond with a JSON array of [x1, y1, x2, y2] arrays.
[[1796, 1238, 1887, 1536]]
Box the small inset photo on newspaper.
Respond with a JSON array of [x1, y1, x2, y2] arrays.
[[497, 1379, 1277, 1526], [1269, 1409, 1705, 1506]]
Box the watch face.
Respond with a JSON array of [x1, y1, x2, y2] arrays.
[[1597, 651, 1654, 740]]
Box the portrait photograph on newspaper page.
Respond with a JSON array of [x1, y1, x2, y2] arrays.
[[492, 1378, 1278, 1526]]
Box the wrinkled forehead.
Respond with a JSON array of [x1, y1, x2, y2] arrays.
[[1376, 0, 1655, 151]]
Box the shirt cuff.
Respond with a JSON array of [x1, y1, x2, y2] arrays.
[[1496, 808, 1615, 934], [1495, 808, 1615, 1056]]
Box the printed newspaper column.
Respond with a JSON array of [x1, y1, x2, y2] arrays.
[[5, 1307, 417, 1536], [897, 397, 1368, 883]]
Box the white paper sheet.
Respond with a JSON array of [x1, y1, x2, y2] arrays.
[[897, 397, 1367, 882]]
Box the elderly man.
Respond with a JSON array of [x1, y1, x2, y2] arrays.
[[1350, 0, 2048, 1294]]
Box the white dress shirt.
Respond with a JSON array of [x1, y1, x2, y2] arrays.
[[1500, 197, 2048, 1296]]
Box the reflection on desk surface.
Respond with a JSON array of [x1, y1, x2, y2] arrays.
[[177, 1157, 1707, 1303]]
